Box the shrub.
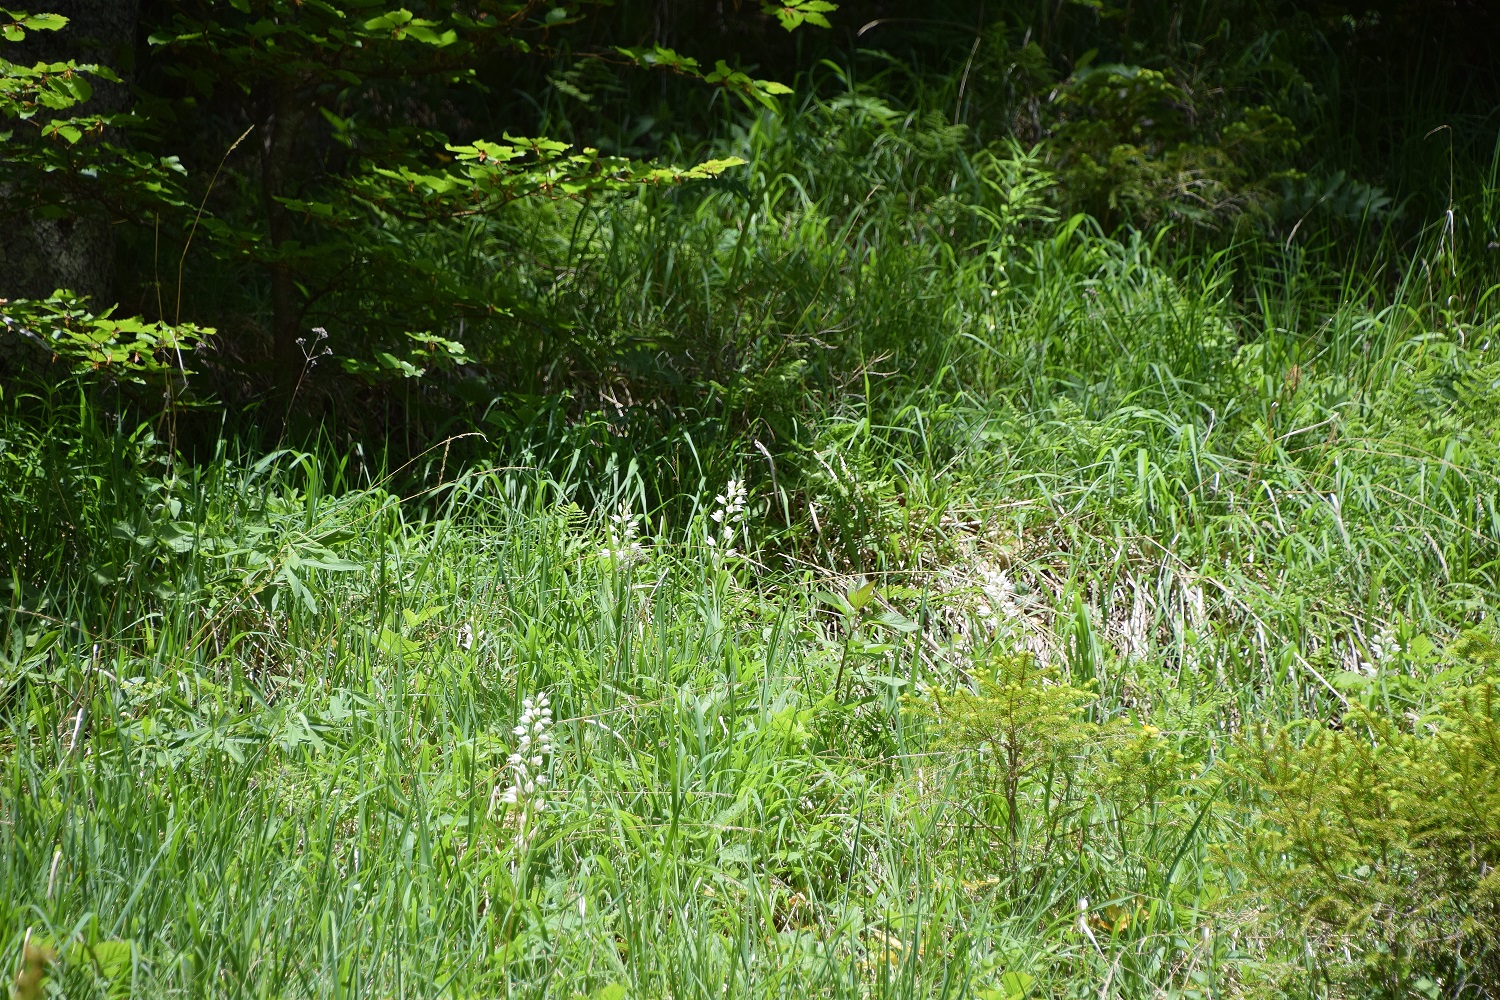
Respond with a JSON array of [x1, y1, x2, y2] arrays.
[[1238, 648, 1500, 996], [928, 652, 1095, 842]]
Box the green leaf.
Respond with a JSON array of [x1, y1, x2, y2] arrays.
[[318, 106, 350, 131], [69, 938, 132, 982], [402, 603, 447, 626], [622, 45, 700, 74], [406, 23, 456, 46], [155, 521, 198, 554], [278, 564, 319, 614], [675, 156, 745, 180], [22, 11, 66, 31], [975, 970, 1035, 1000], [814, 590, 853, 615], [375, 351, 423, 377], [299, 556, 362, 573], [761, 0, 837, 31], [846, 579, 877, 612], [44, 122, 81, 143], [874, 609, 919, 633], [704, 59, 745, 86], [405, 330, 469, 364], [374, 626, 421, 657], [363, 9, 414, 31]]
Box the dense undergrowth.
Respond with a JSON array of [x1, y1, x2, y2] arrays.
[[7, 204, 1500, 997], [6, 3, 1500, 998]]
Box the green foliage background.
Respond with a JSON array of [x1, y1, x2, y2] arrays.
[[3, 1, 1500, 997]]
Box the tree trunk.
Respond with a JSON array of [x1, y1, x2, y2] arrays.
[[261, 80, 309, 404], [0, 0, 139, 305]]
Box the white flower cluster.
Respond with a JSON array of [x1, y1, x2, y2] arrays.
[[494, 693, 553, 823], [599, 502, 646, 563], [1357, 630, 1398, 675], [705, 478, 747, 558]]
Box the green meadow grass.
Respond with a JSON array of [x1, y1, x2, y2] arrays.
[[4, 95, 1500, 999]]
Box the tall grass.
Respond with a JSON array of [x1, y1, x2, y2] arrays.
[[5, 79, 1500, 997]]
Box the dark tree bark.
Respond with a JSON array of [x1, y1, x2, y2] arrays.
[[258, 78, 311, 402], [0, 0, 139, 305]]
